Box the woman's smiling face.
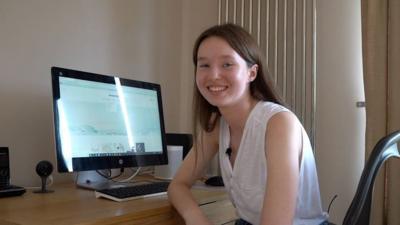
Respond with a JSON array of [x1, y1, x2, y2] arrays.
[[195, 36, 257, 109]]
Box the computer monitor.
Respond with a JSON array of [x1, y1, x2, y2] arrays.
[[51, 67, 168, 188]]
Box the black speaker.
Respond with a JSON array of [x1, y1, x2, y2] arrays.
[[33, 160, 54, 193], [0, 147, 26, 198], [0, 147, 10, 188]]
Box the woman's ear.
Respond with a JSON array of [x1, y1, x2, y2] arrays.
[[248, 64, 258, 82]]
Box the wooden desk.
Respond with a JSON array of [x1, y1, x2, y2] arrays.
[[0, 183, 236, 225]]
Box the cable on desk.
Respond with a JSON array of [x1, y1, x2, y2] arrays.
[[96, 169, 123, 180], [113, 167, 141, 183], [327, 194, 338, 214], [221, 219, 237, 225], [24, 175, 54, 190]]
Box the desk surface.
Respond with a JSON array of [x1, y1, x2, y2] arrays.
[[0, 182, 236, 225]]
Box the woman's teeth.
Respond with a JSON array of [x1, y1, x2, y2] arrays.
[[208, 86, 227, 92]]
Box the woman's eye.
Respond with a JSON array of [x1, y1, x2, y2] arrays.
[[223, 63, 233, 68], [198, 64, 209, 68]]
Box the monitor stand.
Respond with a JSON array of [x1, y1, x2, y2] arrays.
[[75, 171, 133, 191]]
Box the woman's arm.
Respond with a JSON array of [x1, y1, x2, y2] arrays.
[[260, 111, 302, 225], [167, 126, 219, 225]]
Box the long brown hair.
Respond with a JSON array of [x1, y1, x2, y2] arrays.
[[192, 23, 284, 145]]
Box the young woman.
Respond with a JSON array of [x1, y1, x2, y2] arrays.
[[168, 23, 328, 225]]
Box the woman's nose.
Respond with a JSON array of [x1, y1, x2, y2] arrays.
[[209, 67, 221, 79]]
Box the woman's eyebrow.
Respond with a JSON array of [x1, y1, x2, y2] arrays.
[[220, 55, 235, 60], [197, 57, 208, 62], [197, 55, 236, 61]]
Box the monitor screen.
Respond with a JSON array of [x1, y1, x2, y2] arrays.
[[51, 67, 168, 173]]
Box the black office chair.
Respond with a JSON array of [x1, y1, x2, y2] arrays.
[[165, 133, 193, 160], [329, 130, 400, 225]]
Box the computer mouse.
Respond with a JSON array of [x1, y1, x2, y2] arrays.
[[204, 176, 224, 187]]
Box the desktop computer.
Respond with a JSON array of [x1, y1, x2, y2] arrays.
[[51, 67, 172, 199]]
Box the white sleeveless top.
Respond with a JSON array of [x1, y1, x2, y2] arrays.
[[219, 101, 328, 225]]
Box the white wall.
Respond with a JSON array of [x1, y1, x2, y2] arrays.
[[0, 0, 183, 186], [315, 0, 365, 224]]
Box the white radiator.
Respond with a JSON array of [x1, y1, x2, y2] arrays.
[[218, 0, 316, 145]]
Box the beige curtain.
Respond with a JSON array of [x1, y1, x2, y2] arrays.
[[361, 0, 400, 224]]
